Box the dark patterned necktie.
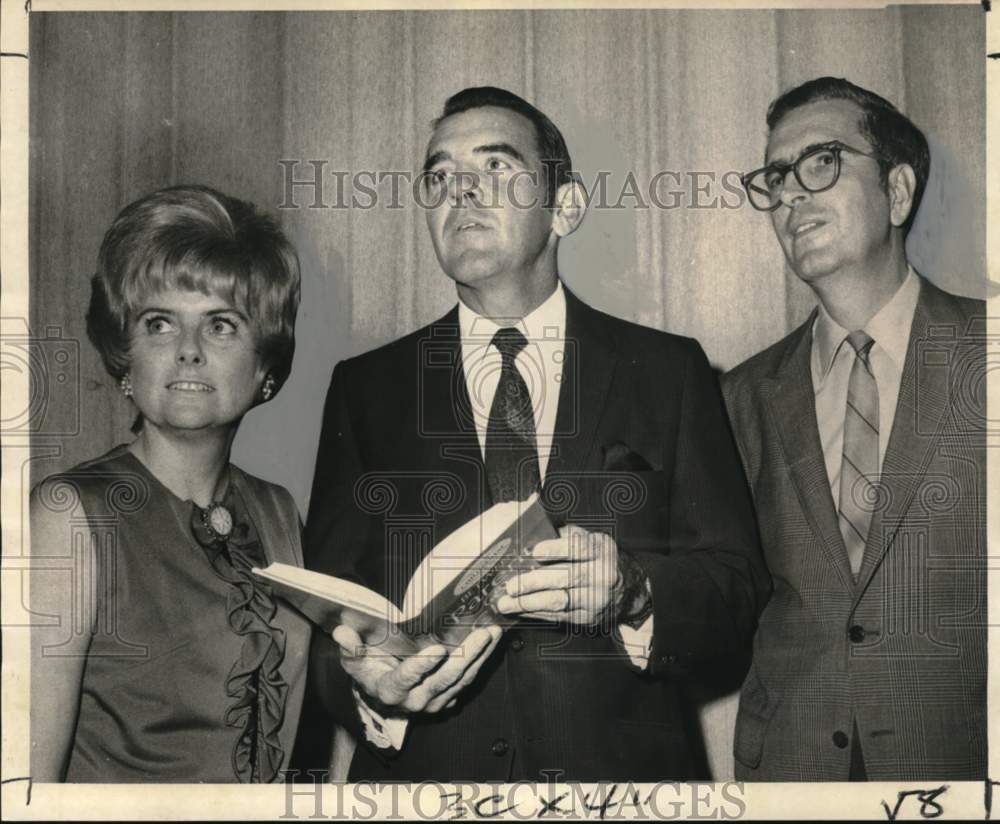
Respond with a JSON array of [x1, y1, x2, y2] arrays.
[[484, 327, 541, 504], [838, 331, 879, 580]]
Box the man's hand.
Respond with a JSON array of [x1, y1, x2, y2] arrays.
[[497, 525, 651, 626], [333, 624, 502, 715], [495, 525, 631, 626]]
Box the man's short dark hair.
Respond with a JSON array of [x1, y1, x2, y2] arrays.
[[433, 86, 573, 206], [766, 77, 930, 235]]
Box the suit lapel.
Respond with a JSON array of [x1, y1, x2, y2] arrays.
[[415, 308, 488, 528], [544, 289, 618, 484], [852, 278, 959, 599], [762, 313, 856, 590]]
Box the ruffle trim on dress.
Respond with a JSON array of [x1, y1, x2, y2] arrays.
[[191, 489, 289, 783]]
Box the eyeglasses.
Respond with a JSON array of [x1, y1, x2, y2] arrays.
[[741, 141, 877, 211]]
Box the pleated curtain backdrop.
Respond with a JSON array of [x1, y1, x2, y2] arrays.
[[28, 7, 986, 780]]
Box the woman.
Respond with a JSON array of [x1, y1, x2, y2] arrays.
[[30, 185, 308, 782]]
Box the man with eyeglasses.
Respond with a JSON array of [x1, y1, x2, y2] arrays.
[[722, 77, 986, 781]]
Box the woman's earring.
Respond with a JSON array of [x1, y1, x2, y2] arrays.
[[261, 374, 276, 401], [120, 373, 133, 398]]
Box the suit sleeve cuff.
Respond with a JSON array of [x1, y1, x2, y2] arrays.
[[618, 578, 653, 669], [619, 613, 653, 669]]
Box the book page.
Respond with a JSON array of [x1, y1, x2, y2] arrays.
[[254, 563, 404, 624], [401, 494, 540, 619]]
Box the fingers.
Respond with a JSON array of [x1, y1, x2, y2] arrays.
[[519, 609, 591, 623], [334, 625, 388, 686], [496, 586, 574, 615], [335, 625, 394, 695], [417, 627, 498, 694], [404, 627, 501, 713], [496, 529, 619, 624], [424, 627, 503, 713], [337, 624, 505, 714], [532, 526, 612, 563], [532, 536, 593, 563], [507, 566, 579, 596], [375, 645, 449, 708], [332, 624, 364, 655], [498, 546, 616, 617]]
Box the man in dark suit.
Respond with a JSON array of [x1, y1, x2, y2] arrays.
[[303, 86, 768, 781], [724, 77, 986, 781]]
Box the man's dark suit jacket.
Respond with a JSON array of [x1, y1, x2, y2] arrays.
[[722, 276, 987, 781], [300, 287, 769, 781]]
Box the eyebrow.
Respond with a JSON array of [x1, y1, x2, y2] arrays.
[[136, 306, 249, 322], [423, 150, 449, 174], [765, 140, 838, 167], [473, 142, 526, 164], [423, 142, 527, 174]]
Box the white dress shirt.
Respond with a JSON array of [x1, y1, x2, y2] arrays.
[[457, 280, 567, 481], [811, 267, 921, 496], [458, 282, 652, 663], [356, 282, 652, 749]]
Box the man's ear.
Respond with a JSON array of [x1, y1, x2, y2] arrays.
[[551, 179, 587, 238], [887, 163, 917, 229]]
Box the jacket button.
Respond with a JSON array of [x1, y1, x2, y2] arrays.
[[832, 730, 849, 749], [848, 625, 866, 643], [491, 738, 509, 756], [510, 637, 525, 652], [662, 654, 677, 666]]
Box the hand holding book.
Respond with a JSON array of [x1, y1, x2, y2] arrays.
[[495, 524, 652, 628], [333, 623, 503, 716], [253, 494, 556, 657]]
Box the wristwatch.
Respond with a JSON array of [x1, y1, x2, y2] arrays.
[[618, 552, 653, 628]]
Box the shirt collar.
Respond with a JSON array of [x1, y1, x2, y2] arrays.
[[812, 266, 921, 384], [458, 281, 566, 347]]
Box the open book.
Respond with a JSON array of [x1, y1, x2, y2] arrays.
[[253, 493, 556, 657]]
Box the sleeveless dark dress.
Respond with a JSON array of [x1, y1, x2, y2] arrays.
[[36, 446, 310, 782]]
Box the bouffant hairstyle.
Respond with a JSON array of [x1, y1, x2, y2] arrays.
[[87, 185, 300, 395]]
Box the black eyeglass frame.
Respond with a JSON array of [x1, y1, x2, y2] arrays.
[[741, 141, 878, 212]]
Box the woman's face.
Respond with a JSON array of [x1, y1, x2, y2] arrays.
[[127, 286, 265, 437]]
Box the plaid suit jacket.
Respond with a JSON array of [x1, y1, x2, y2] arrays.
[[721, 276, 987, 781]]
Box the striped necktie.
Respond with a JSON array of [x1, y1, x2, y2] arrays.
[[838, 330, 879, 579]]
